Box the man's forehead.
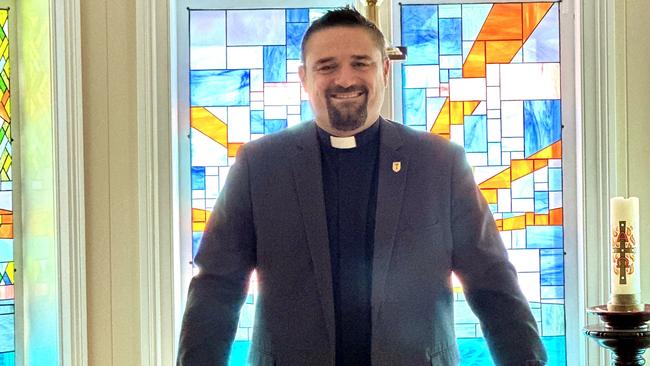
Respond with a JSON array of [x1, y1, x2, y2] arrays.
[[303, 26, 380, 64]]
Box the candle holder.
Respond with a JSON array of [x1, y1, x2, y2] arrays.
[[584, 304, 650, 366]]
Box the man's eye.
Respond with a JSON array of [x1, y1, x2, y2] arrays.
[[317, 65, 335, 72], [354, 62, 370, 68]]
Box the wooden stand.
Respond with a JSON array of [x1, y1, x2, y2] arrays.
[[584, 305, 650, 366]]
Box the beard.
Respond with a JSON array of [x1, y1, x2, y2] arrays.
[[325, 85, 369, 132]]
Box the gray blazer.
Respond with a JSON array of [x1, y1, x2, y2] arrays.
[[178, 118, 547, 366]]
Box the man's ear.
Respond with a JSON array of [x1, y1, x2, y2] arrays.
[[298, 65, 307, 87]]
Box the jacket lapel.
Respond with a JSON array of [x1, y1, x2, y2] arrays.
[[372, 119, 407, 324], [290, 122, 336, 351]]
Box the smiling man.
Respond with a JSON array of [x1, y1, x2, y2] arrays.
[[178, 7, 547, 366]]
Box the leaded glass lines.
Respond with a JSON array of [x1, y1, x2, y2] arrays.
[[400, 2, 565, 365]]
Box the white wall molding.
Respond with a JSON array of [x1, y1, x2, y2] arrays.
[[579, 0, 622, 364], [52, 0, 88, 364], [136, 0, 176, 364]]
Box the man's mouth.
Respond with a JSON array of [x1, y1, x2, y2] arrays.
[[329, 90, 365, 100]]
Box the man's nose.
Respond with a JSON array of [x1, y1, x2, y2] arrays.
[[333, 65, 357, 88]]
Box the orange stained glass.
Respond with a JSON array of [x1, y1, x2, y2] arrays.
[[0, 100, 8, 122], [501, 215, 526, 231], [511, 159, 535, 181], [533, 159, 549, 171], [477, 4, 523, 41], [463, 41, 486, 78], [535, 214, 549, 226], [529, 140, 562, 159], [228, 142, 244, 157], [463, 101, 480, 115], [450, 101, 464, 125], [480, 188, 498, 204], [550, 208, 564, 225], [431, 98, 451, 135], [479, 167, 511, 189], [191, 107, 228, 148], [2, 90, 9, 105], [523, 2, 554, 41], [0, 223, 12, 238], [526, 212, 535, 225], [485, 40, 523, 64]]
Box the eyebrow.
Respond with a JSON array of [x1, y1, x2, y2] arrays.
[[313, 55, 374, 66]]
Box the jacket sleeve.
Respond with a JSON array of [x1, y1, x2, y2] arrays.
[[448, 144, 548, 366], [177, 146, 257, 366]]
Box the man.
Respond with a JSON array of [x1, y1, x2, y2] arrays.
[[178, 7, 547, 366]]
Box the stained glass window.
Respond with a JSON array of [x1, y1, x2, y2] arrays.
[[398, 2, 565, 365], [0, 8, 13, 366], [188, 6, 346, 364]]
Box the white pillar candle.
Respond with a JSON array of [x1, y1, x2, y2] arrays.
[[610, 197, 641, 297]]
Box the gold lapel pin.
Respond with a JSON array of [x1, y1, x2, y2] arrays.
[[392, 161, 401, 173]]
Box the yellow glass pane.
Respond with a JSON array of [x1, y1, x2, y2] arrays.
[[450, 102, 464, 125], [191, 107, 228, 148], [511, 159, 534, 181], [480, 188, 498, 204], [463, 101, 480, 115], [478, 168, 511, 189], [502, 215, 525, 231], [431, 99, 451, 135]]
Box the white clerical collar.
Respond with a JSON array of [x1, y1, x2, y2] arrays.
[[329, 135, 357, 149]]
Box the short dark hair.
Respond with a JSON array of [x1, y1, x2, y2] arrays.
[[300, 6, 388, 63]]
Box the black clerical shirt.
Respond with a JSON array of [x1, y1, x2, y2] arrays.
[[318, 121, 380, 366]]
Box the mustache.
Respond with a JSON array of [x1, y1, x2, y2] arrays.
[[326, 85, 368, 95]]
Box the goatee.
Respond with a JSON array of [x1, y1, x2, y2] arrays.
[[325, 85, 368, 132]]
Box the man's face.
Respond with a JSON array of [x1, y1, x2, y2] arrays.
[[299, 26, 390, 137]]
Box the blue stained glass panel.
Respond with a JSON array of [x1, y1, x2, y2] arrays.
[[461, 4, 492, 41], [542, 304, 565, 336], [440, 69, 449, 83], [439, 18, 462, 55], [524, 100, 561, 157], [401, 5, 439, 65], [541, 249, 564, 286], [192, 232, 202, 259], [541, 285, 564, 299], [227, 10, 286, 46], [439, 4, 461, 18], [301, 100, 314, 122], [458, 337, 492, 365], [449, 68, 463, 78], [191, 167, 206, 190], [526, 226, 563, 249], [264, 46, 287, 83], [287, 8, 309, 23], [403, 89, 426, 126], [0, 240, 11, 263], [190, 70, 250, 107], [0, 313, 14, 352], [464, 115, 487, 153], [264, 119, 287, 134], [287, 23, 309, 60], [549, 168, 562, 191], [543, 336, 567, 366], [535, 191, 549, 214], [251, 110, 264, 134]]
